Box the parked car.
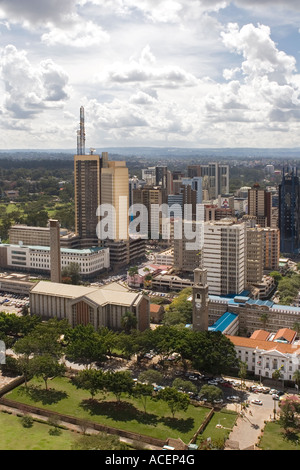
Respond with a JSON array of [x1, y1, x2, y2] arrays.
[[251, 399, 263, 405], [272, 394, 280, 400], [213, 399, 223, 404], [227, 396, 240, 402]]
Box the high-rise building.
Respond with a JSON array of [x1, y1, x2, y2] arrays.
[[279, 167, 300, 255], [246, 227, 263, 287], [203, 219, 246, 296], [101, 161, 129, 241], [262, 227, 280, 271], [74, 153, 102, 246], [188, 163, 229, 199], [74, 107, 145, 268], [248, 184, 272, 228], [173, 219, 203, 272]]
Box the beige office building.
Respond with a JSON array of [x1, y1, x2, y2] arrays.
[[100, 161, 129, 242], [246, 227, 264, 287]]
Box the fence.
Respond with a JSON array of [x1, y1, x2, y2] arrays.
[[0, 396, 166, 449]]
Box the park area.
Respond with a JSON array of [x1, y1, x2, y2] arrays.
[[2, 376, 237, 448], [258, 421, 300, 451], [0, 410, 77, 450]]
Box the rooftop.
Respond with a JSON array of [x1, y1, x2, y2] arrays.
[[208, 311, 238, 333]]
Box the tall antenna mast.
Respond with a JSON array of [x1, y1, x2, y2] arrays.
[[77, 106, 86, 155]]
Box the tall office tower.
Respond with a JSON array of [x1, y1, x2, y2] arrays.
[[49, 219, 61, 283], [132, 186, 163, 236], [101, 161, 129, 241], [188, 163, 229, 199], [192, 267, 209, 331], [142, 167, 156, 185], [129, 177, 141, 208], [279, 167, 300, 255], [248, 184, 272, 228], [74, 107, 102, 246], [262, 227, 280, 271], [74, 152, 102, 246], [182, 177, 203, 204], [246, 227, 264, 287], [155, 166, 171, 203], [203, 219, 246, 296]]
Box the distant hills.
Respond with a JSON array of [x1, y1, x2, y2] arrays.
[[0, 147, 299, 160]]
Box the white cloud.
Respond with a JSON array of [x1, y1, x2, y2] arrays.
[[0, 45, 70, 118], [221, 23, 297, 82], [41, 20, 109, 47], [96, 45, 199, 88], [0, 0, 77, 27]]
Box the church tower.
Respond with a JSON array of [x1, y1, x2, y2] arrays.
[[192, 267, 209, 331]]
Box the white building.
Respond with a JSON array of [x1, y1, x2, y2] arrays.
[[227, 331, 300, 384], [0, 243, 110, 278], [203, 219, 246, 296]]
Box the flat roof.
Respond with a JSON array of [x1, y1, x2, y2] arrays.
[[1, 244, 105, 255]]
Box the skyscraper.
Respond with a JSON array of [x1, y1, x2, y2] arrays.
[[248, 184, 272, 227], [203, 219, 246, 296], [279, 167, 300, 255]]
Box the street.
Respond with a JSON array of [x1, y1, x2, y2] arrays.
[[225, 390, 282, 450]]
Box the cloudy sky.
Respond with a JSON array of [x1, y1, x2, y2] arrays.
[[1, 0, 300, 150]]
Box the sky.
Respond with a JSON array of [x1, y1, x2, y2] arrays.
[[0, 0, 300, 150]]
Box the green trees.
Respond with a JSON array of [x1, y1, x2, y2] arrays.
[[121, 311, 137, 334], [31, 354, 65, 390], [156, 387, 190, 418], [73, 369, 134, 404], [277, 273, 300, 305], [61, 262, 81, 285], [64, 324, 106, 367], [279, 396, 300, 433], [163, 288, 193, 326], [200, 385, 223, 403], [13, 318, 68, 389]]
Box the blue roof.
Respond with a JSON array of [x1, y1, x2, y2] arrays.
[[271, 304, 300, 313], [208, 311, 238, 333]]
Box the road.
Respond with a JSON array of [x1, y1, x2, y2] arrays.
[[225, 390, 280, 450]]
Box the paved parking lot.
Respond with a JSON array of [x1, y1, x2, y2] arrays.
[[0, 293, 29, 316]]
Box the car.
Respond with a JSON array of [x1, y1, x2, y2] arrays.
[[251, 399, 263, 405], [269, 389, 279, 395], [188, 375, 198, 381], [228, 396, 240, 402], [213, 399, 223, 404], [272, 394, 280, 400]]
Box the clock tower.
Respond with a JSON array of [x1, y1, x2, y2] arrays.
[[192, 267, 209, 331]]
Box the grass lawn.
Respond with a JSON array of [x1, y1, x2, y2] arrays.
[[0, 410, 77, 450], [6, 377, 210, 443], [197, 410, 237, 445], [258, 421, 300, 451]]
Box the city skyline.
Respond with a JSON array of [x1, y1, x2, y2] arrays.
[[0, 1, 300, 150]]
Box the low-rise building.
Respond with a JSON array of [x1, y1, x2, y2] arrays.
[[30, 280, 150, 331], [227, 332, 300, 384], [0, 243, 110, 279]]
